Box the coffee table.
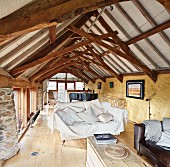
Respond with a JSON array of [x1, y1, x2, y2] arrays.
[[86, 136, 153, 167]]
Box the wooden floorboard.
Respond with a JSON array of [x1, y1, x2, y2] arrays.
[[3, 107, 151, 167]]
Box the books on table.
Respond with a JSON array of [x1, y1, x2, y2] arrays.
[[94, 133, 117, 144]]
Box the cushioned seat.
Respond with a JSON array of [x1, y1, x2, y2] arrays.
[[135, 123, 170, 167]]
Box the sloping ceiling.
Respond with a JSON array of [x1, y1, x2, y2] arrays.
[[0, 0, 170, 84]]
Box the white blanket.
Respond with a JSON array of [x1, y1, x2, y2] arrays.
[[156, 131, 170, 148], [48, 106, 128, 140]]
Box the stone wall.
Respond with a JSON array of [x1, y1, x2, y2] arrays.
[[0, 88, 19, 160], [37, 87, 43, 110]]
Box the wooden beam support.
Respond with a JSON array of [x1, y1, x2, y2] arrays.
[[131, 0, 170, 47], [0, 0, 128, 41], [0, 74, 39, 88], [30, 55, 80, 82], [95, 14, 157, 82], [68, 68, 88, 83], [126, 20, 170, 45], [36, 62, 75, 83], [82, 61, 106, 82], [48, 26, 57, 43], [10, 32, 114, 76]]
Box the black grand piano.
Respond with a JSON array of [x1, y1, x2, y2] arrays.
[[69, 93, 98, 102]]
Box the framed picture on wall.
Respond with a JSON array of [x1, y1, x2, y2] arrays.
[[109, 82, 114, 88], [126, 80, 145, 99], [97, 82, 101, 89]]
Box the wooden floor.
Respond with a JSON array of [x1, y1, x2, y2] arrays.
[[3, 108, 148, 167]]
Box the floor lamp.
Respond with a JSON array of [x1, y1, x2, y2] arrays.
[[146, 93, 156, 120]]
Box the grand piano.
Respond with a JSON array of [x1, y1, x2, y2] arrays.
[[69, 93, 98, 102]]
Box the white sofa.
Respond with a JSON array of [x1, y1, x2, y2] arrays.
[[48, 99, 128, 141]]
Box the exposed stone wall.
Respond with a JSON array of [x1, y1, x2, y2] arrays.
[[37, 87, 43, 110], [0, 88, 19, 160]]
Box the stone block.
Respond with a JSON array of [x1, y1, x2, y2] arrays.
[[0, 91, 5, 96], [6, 130, 16, 138], [0, 125, 7, 130], [0, 136, 4, 142], [0, 111, 13, 118], [0, 131, 3, 135], [4, 142, 15, 149], [4, 95, 11, 101]]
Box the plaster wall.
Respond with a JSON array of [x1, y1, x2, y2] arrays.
[[85, 74, 170, 123]]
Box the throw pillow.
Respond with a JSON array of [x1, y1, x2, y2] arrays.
[[156, 131, 170, 148], [91, 104, 103, 116], [162, 117, 170, 131], [77, 106, 99, 123], [69, 106, 86, 112], [98, 113, 113, 123], [100, 102, 111, 113], [63, 108, 83, 122]]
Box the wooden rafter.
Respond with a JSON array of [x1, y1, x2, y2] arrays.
[[67, 68, 88, 83], [10, 32, 114, 76], [0, 0, 128, 41], [131, 0, 170, 47], [126, 20, 170, 45], [30, 55, 80, 82], [48, 26, 57, 43], [36, 62, 75, 83], [82, 61, 106, 82], [102, 9, 159, 70], [95, 14, 158, 82]]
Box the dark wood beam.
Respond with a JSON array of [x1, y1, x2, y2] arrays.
[[95, 13, 158, 82], [30, 55, 80, 82], [10, 32, 114, 76], [36, 62, 75, 83], [48, 26, 57, 43], [0, 0, 127, 41], [131, 0, 170, 47], [126, 20, 170, 45]]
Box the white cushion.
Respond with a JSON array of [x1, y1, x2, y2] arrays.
[[90, 99, 101, 109], [156, 131, 170, 148], [100, 102, 111, 113], [76, 106, 99, 123], [57, 108, 82, 125], [162, 118, 170, 131], [69, 106, 86, 112], [98, 113, 113, 123], [91, 104, 103, 116]]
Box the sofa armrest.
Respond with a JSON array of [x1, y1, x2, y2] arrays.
[[134, 123, 145, 152]]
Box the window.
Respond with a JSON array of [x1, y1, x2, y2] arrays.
[[67, 83, 74, 90], [76, 82, 84, 90], [48, 81, 56, 90]]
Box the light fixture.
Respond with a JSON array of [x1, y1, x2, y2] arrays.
[[146, 93, 156, 120]]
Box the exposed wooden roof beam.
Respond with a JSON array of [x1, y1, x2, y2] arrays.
[[48, 26, 57, 43], [95, 12, 158, 82], [10, 32, 114, 76], [126, 20, 170, 45], [0, 29, 48, 66], [68, 25, 155, 81], [0, 0, 128, 41], [102, 10, 159, 70], [36, 62, 76, 83], [30, 54, 80, 82], [82, 61, 106, 82], [131, 0, 170, 47], [86, 46, 123, 82], [105, 7, 170, 68], [68, 68, 88, 83]]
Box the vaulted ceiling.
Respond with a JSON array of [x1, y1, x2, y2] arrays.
[[0, 0, 170, 84]]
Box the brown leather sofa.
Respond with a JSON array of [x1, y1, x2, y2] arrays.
[[134, 123, 170, 167]]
